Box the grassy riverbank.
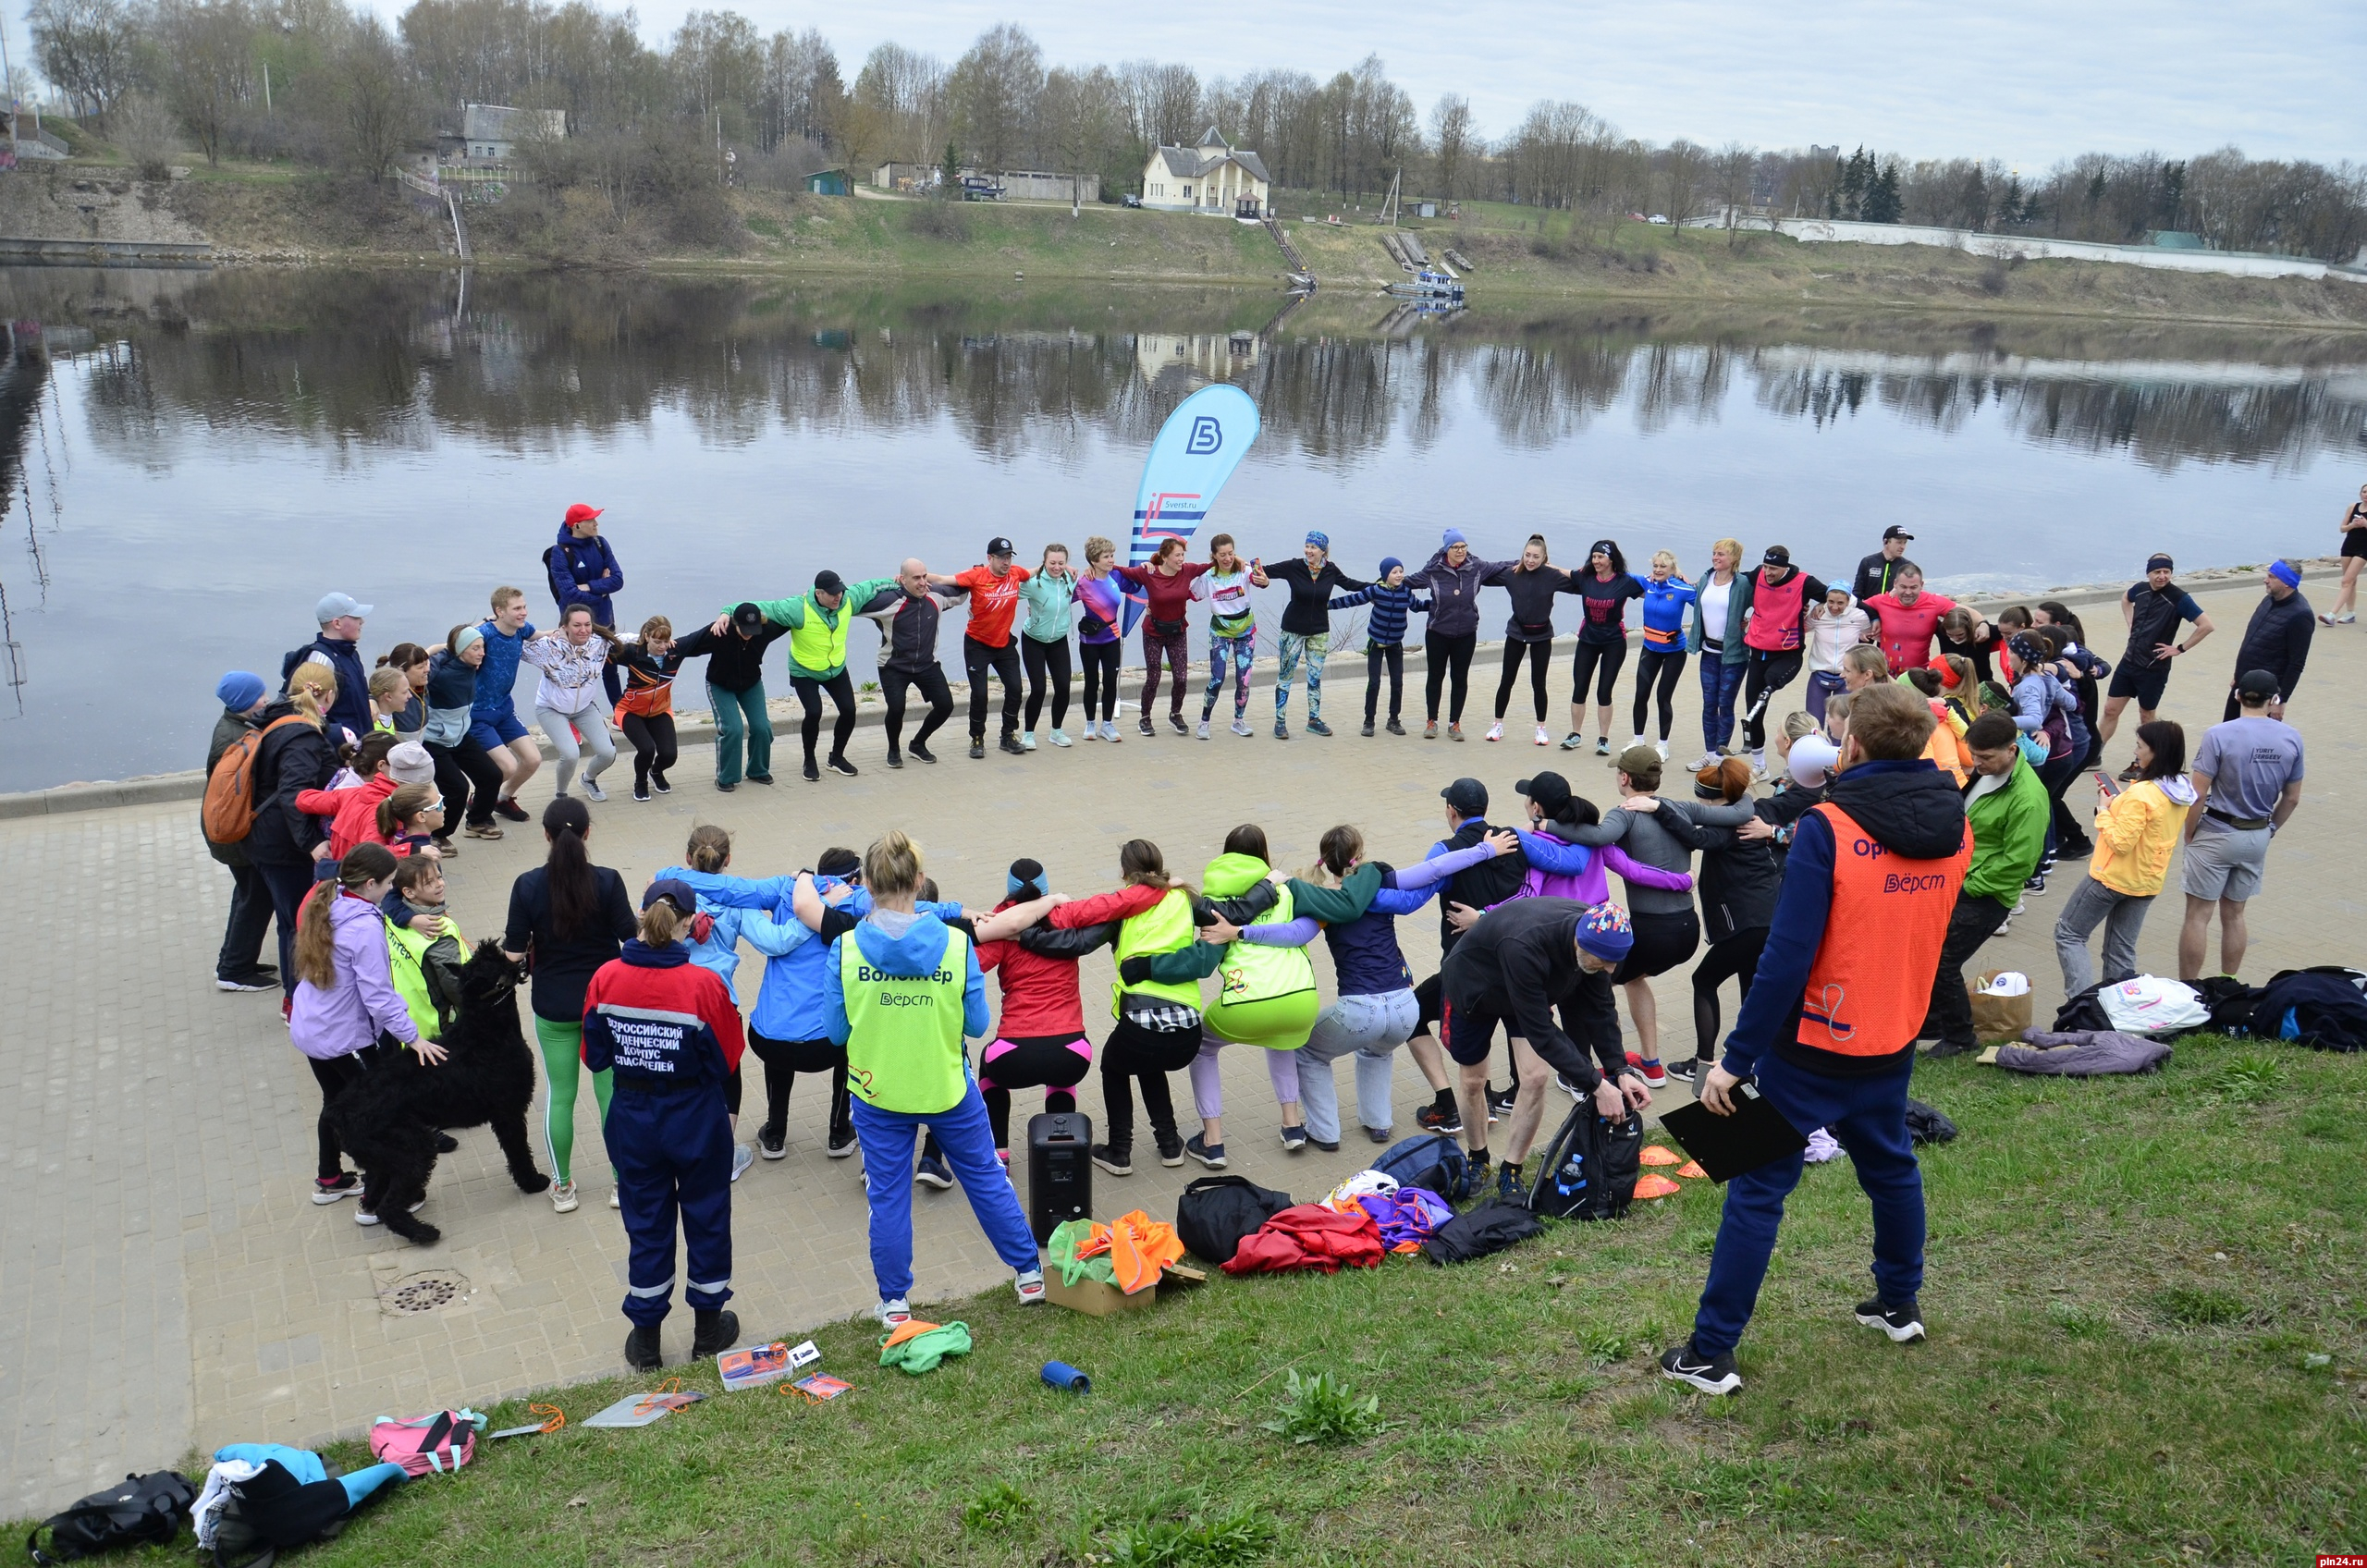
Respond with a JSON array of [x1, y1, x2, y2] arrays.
[[43, 1034, 2360, 1565]]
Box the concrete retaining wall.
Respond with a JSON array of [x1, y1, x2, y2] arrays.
[[1774, 217, 2366, 284]]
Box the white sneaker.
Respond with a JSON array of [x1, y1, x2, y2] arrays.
[[1050, 728, 1071, 747], [1014, 1268, 1047, 1305], [1196, 718, 1210, 740], [1486, 721, 1504, 742], [730, 1143, 754, 1182], [550, 1180, 580, 1214], [1655, 740, 1669, 761], [1021, 731, 1036, 752], [1082, 722, 1100, 741], [1749, 750, 1766, 776], [1105, 720, 1123, 743], [1688, 752, 1717, 770], [1232, 717, 1253, 737], [875, 1297, 913, 1327], [582, 778, 607, 802], [609, 1187, 620, 1209], [1629, 736, 1647, 752], [356, 1198, 424, 1226], [1535, 726, 1551, 746]]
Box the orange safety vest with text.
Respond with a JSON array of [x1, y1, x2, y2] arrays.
[[1797, 801, 1972, 1056]]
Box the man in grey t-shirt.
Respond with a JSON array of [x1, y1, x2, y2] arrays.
[[2178, 669, 2305, 980]]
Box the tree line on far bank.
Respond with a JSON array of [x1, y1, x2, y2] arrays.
[[26, 0, 2367, 264]]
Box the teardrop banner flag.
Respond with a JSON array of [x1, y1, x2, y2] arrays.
[[1122, 383, 1261, 634]]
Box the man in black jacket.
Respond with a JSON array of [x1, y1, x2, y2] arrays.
[[281, 593, 374, 742], [1404, 777, 1531, 1134], [2224, 559, 2312, 721], [1851, 527, 1912, 604], [1439, 898, 1649, 1201], [857, 559, 967, 767], [1261, 530, 1366, 738], [205, 671, 279, 992], [682, 603, 790, 790]]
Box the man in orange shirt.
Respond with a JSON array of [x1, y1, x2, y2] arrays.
[[1662, 683, 1969, 1396], [933, 537, 1033, 759]]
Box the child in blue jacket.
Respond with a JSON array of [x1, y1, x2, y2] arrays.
[[1330, 557, 1432, 736]]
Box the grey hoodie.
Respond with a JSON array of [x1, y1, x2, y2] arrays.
[[1562, 796, 1758, 914]]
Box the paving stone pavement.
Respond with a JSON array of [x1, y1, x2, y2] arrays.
[[3, 576, 2359, 1513]]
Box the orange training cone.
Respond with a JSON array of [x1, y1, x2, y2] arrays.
[[1633, 1173, 1683, 1199], [1638, 1145, 1682, 1167], [1675, 1161, 1708, 1180]]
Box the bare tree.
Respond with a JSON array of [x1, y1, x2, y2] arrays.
[[946, 21, 1041, 171], [155, 0, 260, 166], [1037, 64, 1122, 212], [852, 41, 943, 163], [1428, 92, 1471, 201], [1119, 59, 1200, 153], [111, 91, 180, 177], [1659, 139, 1708, 227], [28, 0, 143, 126], [1711, 141, 1754, 240], [333, 14, 421, 183]]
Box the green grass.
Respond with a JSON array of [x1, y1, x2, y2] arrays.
[[31, 1034, 2367, 1564]]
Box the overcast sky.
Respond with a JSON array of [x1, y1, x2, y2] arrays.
[[742, 0, 2364, 169]]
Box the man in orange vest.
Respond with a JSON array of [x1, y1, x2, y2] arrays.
[[1662, 682, 1971, 1396]]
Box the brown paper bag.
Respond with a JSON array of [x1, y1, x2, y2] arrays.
[[1968, 970, 2033, 1044]]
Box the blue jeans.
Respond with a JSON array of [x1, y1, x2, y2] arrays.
[[1699, 655, 1745, 751], [852, 1082, 1039, 1301], [607, 1082, 734, 1327], [708, 681, 771, 785], [1275, 632, 1328, 724], [1204, 634, 1254, 720], [1691, 1055, 1923, 1356]]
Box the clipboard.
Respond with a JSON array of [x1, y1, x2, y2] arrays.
[[1657, 1081, 1809, 1182]]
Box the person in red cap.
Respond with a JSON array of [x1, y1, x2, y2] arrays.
[[546, 504, 623, 629]]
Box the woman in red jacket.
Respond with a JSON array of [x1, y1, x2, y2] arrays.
[[968, 858, 1104, 1166], [1113, 537, 1213, 737]]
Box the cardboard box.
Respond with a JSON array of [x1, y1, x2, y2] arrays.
[[1043, 1268, 1159, 1317]]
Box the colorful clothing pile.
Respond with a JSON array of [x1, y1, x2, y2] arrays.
[[1220, 1203, 1384, 1275]]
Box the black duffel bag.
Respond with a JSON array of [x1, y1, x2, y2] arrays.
[[28, 1470, 196, 1564], [1174, 1174, 1293, 1267]]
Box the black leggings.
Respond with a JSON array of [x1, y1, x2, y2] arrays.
[[1570, 641, 1627, 709], [791, 671, 856, 766], [1690, 926, 1769, 1061], [1080, 640, 1122, 722], [1425, 631, 1476, 723], [1098, 1019, 1202, 1155], [618, 711, 678, 792], [1365, 643, 1404, 722], [1740, 650, 1804, 751], [1022, 635, 1073, 730], [428, 737, 505, 829], [881, 664, 954, 753], [747, 1030, 852, 1144], [978, 1033, 1093, 1148], [964, 635, 1023, 739], [308, 1041, 395, 1182], [1494, 639, 1551, 721], [1631, 646, 1686, 741]]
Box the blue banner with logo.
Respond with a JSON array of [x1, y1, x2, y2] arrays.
[[1122, 383, 1261, 633]]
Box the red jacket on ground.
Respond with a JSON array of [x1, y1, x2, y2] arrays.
[[1221, 1204, 1384, 1275]]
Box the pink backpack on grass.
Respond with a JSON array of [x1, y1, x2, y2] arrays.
[[368, 1409, 485, 1476]]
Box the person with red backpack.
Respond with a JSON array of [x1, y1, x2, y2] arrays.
[[207, 672, 282, 993]]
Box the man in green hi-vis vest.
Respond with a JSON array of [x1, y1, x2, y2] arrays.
[[730, 567, 901, 782]]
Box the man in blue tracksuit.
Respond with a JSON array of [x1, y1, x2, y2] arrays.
[[1662, 683, 1970, 1396], [583, 879, 747, 1370]]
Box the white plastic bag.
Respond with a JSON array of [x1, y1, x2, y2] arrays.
[[2099, 976, 2208, 1034]]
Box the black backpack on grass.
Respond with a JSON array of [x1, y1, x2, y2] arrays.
[[1174, 1175, 1293, 1268], [27, 1470, 195, 1564], [1528, 1103, 1642, 1221]]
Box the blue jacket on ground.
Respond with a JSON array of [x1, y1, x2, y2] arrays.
[[820, 912, 990, 1046], [546, 525, 623, 626], [281, 632, 372, 741], [471, 619, 536, 721]]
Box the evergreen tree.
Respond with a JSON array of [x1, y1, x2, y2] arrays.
[[1864, 160, 1902, 223], [1839, 145, 1870, 219], [941, 140, 962, 197]]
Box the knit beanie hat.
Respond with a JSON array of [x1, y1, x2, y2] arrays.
[[1575, 903, 1635, 963], [385, 742, 435, 785], [216, 671, 266, 710], [1379, 556, 1403, 577]]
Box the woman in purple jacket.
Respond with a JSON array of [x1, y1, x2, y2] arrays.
[[290, 844, 446, 1215], [1074, 536, 1129, 742]]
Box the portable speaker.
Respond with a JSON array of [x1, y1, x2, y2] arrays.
[[1026, 1110, 1093, 1243]]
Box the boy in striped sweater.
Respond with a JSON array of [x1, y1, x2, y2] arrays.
[[1331, 557, 1433, 736]]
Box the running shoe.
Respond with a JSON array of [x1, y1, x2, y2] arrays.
[[826, 1126, 859, 1158], [1155, 1133, 1186, 1168], [1414, 1099, 1463, 1135], [1449, 722, 1465, 741], [2335, 613, 2358, 625], [758, 1121, 787, 1159], [715, 781, 736, 792], [1273, 721, 1290, 740], [464, 822, 504, 839], [1749, 750, 1767, 776], [652, 773, 671, 794], [915, 1152, 954, 1189], [1560, 731, 1585, 750], [583, 778, 607, 802], [2116, 760, 2145, 782], [1688, 753, 1718, 771], [1014, 1268, 1048, 1306], [1084, 724, 1102, 741], [1660, 1341, 1741, 1395], [1310, 1133, 1342, 1152], [1486, 1083, 1516, 1121], [1000, 734, 1026, 756], [1361, 720, 1375, 737], [1050, 729, 1071, 747], [1106, 720, 1123, 742], [1021, 731, 1037, 752], [2023, 872, 2048, 894], [1139, 716, 1155, 737], [1855, 1297, 1927, 1342], [1496, 1159, 1528, 1204], [1280, 1124, 1309, 1152], [1388, 718, 1405, 735], [312, 1171, 361, 1205], [886, 749, 903, 769], [1424, 720, 1438, 739], [1090, 1144, 1134, 1177], [216, 972, 276, 993], [1638, 1060, 1668, 1086], [1231, 718, 1253, 737], [730, 1144, 755, 1182], [827, 755, 858, 778], [803, 759, 822, 781], [1665, 1057, 1699, 1084], [1198, 719, 1211, 740], [1184, 1134, 1228, 1170], [1556, 1073, 1583, 1101], [354, 1197, 423, 1227], [1485, 721, 1504, 741], [969, 740, 987, 759], [875, 1298, 913, 1328], [746, 773, 774, 786], [1655, 740, 1669, 761], [632, 783, 651, 802], [1306, 717, 1332, 736], [1595, 737, 1612, 756], [1169, 713, 1189, 735], [549, 1179, 580, 1214], [493, 796, 529, 822], [1365, 1124, 1393, 1143], [910, 741, 937, 764]]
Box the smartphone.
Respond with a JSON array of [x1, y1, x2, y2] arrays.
[[2093, 770, 2121, 798]]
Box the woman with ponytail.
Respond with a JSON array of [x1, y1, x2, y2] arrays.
[[502, 797, 637, 1215], [249, 660, 349, 1000], [291, 844, 447, 1215]]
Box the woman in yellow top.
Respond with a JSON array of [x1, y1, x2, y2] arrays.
[[2054, 721, 2193, 996]]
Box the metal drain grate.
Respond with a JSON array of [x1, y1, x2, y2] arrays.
[[379, 1269, 470, 1317]]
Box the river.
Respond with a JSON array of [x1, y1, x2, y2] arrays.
[[0, 265, 2360, 791]]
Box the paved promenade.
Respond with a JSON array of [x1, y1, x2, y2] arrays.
[[2, 573, 2357, 1513]]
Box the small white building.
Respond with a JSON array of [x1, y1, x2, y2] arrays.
[[453, 104, 566, 162], [1140, 127, 1269, 217]]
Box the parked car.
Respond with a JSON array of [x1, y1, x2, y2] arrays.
[[1122, 193, 1143, 208], [1647, 214, 1670, 225]]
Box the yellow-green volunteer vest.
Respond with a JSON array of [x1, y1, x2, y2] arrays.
[[386, 917, 465, 1043], [1110, 888, 1201, 1017], [840, 925, 972, 1113], [1214, 881, 1315, 1010], [788, 595, 851, 675]]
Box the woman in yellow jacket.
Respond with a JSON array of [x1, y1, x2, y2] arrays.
[[2054, 721, 2193, 995]]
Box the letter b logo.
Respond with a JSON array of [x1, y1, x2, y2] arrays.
[[1185, 416, 1222, 455]]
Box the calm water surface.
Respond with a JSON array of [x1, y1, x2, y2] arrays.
[[0, 266, 2361, 790]]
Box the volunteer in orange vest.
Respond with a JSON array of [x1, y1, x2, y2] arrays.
[[1662, 682, 1970, 1398], [1734, 545, 1833, 775]]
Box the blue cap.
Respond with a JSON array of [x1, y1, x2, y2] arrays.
[[1380, 556, 1403, 576], [1441, 527, 1466, 546], [1575, 903, 1636, 963], [644, 877, 701, 914], [1305, 530, 1330, 553], [216, 671, 266, 711]]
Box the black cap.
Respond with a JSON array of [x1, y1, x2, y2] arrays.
[[731, 601, 765, 633], [814, 569, 845, 595], [1515, 772, 1572, 818], [1882, 526, 1914, 542], [1441, 777, 1488, 816], [987, 535, 1016, 557], [1761, 545, 1791, 566], [2236, 668, 2280, 701], [644, 877, 699, 913]]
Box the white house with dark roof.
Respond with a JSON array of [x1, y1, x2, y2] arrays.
[[1140, 128, 1270, 217]]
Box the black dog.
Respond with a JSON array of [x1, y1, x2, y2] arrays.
[[330, 939, 549, 1245]]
